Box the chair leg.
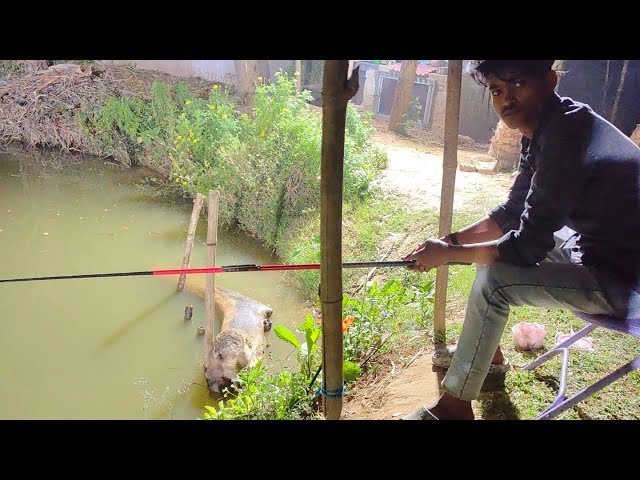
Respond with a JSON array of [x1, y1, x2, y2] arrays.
[[523, 324, 597, 371], [521, 324, 597, 419], [536, 355, 640, 420]]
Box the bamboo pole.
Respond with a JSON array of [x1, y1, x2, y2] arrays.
[[203, 190, 219, 372], [177, 193, 205, 292], [433, 60, 463, 348], [320, 60, 359, 420]]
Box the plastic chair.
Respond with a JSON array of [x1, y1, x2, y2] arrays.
[[521, 310, 640, 420]]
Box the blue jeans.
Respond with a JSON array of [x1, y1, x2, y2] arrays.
[[442, 227, 637, 401]]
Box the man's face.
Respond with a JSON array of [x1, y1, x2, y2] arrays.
[[487, 68, 556, 133]]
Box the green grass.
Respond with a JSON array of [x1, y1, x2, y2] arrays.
[[490, 306, 640, 420]]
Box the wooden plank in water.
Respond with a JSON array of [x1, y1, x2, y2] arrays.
[[177, 193, 204, 292]]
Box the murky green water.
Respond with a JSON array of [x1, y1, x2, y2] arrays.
[[0, 149, 313, 419]]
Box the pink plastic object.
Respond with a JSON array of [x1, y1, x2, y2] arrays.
[[511, 321, 546, 350], [555, 331, 595, 351]]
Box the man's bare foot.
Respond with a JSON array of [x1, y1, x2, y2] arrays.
[[426, 392, 475, 420], [492, 346, 505, 365]]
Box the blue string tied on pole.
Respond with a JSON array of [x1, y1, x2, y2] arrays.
[[314, 381, 346, 399]]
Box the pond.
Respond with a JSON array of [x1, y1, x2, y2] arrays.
[[0, 149, 313, 419]]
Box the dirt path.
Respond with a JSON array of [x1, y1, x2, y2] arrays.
[[370, 125, 513, 212], [341, 125, 513, 420]]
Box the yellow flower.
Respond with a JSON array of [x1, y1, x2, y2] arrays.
[[208, 104, 215, 110], [221, 114, 227, 120], [260, 130, 266, 137], [282, 108, 288, 113], [177, 135, 182, 140], [275, 71, 281, 76], [257, 77, 262, 81], [185, 100, 191, 106], [212, 84, 219, 90], [180, 113, 186, 119], [192, 138, 198, 144], [204, 162, 210, 168], [294, 71, 300, 76], [175, 178, 180, 184], [189, 131, 194, 137], [182, 181, 188, 186]]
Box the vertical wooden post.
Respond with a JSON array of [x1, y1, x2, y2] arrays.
[[295, 60, 302, 93], [433, 60, 463, 348], [177, 193, 205, 292], [320, 60, 359, 420], [203, 190, 219, 372]]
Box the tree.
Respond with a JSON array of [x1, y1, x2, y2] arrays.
[[554, 60, 566, 90], [233, 60, 260, 108], [388, 60, 418, 135]]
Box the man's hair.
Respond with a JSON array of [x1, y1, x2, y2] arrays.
[[470, 60, 556, 87]]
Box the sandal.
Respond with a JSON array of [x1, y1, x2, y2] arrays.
[[432, 345, 511, 375]]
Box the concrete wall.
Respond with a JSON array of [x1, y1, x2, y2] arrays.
[[101, 60, 295, 87], [427, 74, 447, 135], [459, 75, 499, 142], [427, 73, 499, 143]]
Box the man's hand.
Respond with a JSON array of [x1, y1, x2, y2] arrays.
[[402, 238, 450, 272]]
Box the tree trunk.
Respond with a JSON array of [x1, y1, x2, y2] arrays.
[[611, 60, 629, 125], [257, 61, 270, 83], [554, 60, 566, 90], [320, 60, 359, 420], [388, 60, 418, 135], [488, 120, 521, 172], [630, 125, 640, 147], [233, 60, 260, 108]]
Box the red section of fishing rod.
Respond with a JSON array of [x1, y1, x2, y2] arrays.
[[1, 260, 471, 283], [151, 260, 470, 276], [151, 261, 416, 276], [151, 264, 320, 276]]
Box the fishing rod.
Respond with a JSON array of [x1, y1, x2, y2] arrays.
[[0, 260, 471, 284]]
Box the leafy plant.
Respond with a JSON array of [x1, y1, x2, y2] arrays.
[[274, 313, 322, 382], [399, 96, 424, 130], [200, 359, 319, 420]]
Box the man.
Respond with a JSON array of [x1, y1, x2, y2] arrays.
[[402, 60, 640, 420]]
